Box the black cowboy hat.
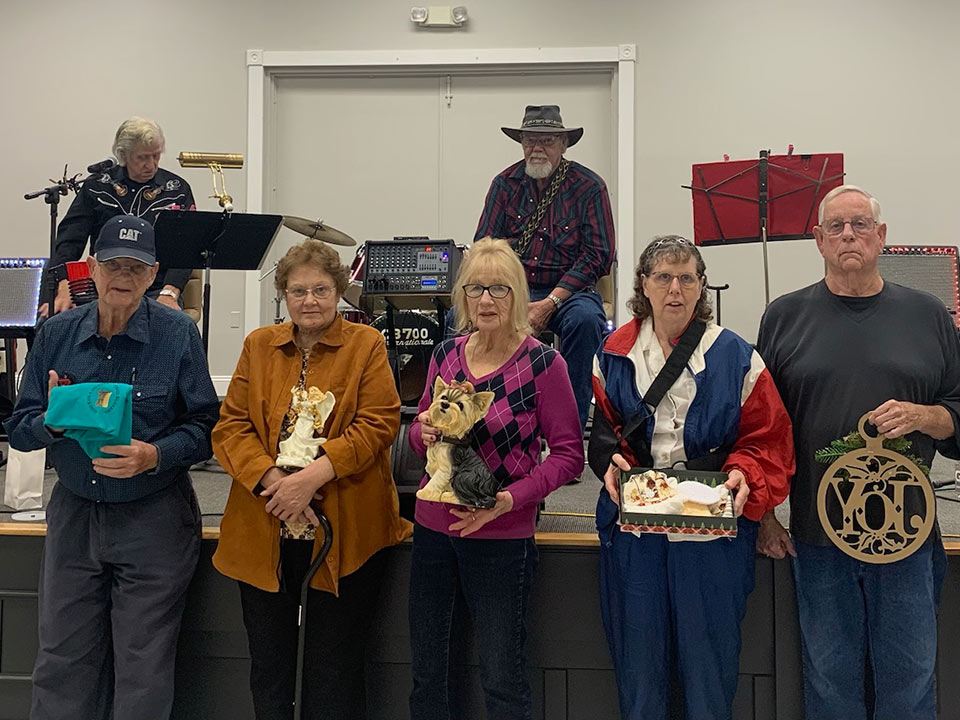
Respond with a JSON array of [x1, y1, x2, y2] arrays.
[[501, 105, 583, 147]]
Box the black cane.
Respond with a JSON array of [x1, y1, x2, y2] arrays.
[[293, 511, 333, 720]]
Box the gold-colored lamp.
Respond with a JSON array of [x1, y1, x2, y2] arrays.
[[177, 152, 244, 210]]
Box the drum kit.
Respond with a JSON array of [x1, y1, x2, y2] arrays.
[[280, 216, 442, 404]]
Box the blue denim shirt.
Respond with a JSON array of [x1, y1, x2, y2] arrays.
[[4, 298, 219, 502]]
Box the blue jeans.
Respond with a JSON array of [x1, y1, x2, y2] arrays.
[[408, 523, 539, 720], [446, 288, 606, 430], [792, 534, 946, 720], [598, 512, 759, 720]]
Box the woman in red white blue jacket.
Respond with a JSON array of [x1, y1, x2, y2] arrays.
[[587, 235, 795, 720]]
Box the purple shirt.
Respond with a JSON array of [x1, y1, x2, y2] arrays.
[[410, 334, 584, 539], [474, 159, 615, 293]]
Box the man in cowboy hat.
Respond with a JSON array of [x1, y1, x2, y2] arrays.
[[475, 104, 615, 432]]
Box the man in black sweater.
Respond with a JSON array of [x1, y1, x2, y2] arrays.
[[757, 185, 960, 720]]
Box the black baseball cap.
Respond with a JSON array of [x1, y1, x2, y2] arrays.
[[94, 216, 156, 265]]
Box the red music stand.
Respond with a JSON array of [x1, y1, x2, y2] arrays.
[[684, 150, 845, 304]]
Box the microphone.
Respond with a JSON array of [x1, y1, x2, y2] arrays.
[[86, 157, 117, 174]]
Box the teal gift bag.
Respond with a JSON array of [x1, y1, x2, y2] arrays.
[[46, 383, 133, 459]]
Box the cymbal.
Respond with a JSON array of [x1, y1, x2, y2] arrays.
[[282, 216, 356, 246]]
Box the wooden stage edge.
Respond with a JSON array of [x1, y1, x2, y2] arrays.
[[0, 522, 600, 546], [4, 522, 960, 552]]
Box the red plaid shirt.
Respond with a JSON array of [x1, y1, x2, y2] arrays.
[[474, 160, 615, 293]]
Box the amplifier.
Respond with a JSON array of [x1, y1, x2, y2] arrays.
[[878, 246, 959, 328], [362, 239, 461, 296], [0, 258, 46, 329]]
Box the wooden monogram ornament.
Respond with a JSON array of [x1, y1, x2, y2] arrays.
[[816, 412, 935, 564]]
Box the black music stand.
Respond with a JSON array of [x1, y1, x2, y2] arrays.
[[153, 210, 283, 356]]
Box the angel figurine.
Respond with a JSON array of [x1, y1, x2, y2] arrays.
[[276, 386, 336, 469]]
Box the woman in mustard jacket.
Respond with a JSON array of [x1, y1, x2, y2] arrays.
[[212, 239, 411, 720]]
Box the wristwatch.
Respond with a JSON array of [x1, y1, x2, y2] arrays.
[[547, 293, 563, 309], [159, 288, 179, 299]]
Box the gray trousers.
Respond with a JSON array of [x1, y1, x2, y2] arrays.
[[31, 477, 201, 720]]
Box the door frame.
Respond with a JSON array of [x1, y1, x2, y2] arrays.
[[244, 45, 636, 335]]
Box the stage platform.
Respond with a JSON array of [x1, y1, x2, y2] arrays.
[[2, 446, 960, 719]]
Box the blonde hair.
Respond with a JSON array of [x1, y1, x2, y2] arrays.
[[451, 237, 531, 334], [112, 117, 165, 165]]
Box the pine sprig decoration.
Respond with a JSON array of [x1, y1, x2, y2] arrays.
[[814, 430, 930, 476]]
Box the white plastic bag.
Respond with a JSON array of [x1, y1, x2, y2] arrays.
[[3, 448, 45, 510]]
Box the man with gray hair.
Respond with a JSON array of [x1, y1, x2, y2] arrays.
[[756, 185, 960, 719], [43, 116, 194, 315]]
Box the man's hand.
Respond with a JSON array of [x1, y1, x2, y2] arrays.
[[43, 370, 64, 433], [448, 490, 514, 537], [156, 287, 181, 311], [40, 282, 75, 317], [527, 299, 556, 334], [757, 510, 796, 559], [869, 399, 954, 440], [724, 468, 750, 516], [93, 440, 159, 477], [603, 453, 631, 505]]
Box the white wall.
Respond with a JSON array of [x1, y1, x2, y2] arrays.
[[3, 0, 958, 380]]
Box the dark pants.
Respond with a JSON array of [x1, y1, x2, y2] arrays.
[[445, 287, 606, 430], [792, 534, 945, 720], [598, 516, 759, 720], [31, 477, 201, 720], [528, 287, 606, 430], [237, 541, 387, 720], [409, 523, 539, 720]]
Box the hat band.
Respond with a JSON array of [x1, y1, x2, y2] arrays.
[[522, 119, 564, 129]]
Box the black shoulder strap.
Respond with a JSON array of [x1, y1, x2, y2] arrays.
[[642, 319, 706, 410], [620, 319, 706, 440]]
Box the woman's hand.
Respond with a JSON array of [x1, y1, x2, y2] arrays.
[[258, 466, 289, 491], [448, 491, 514, 537], [724, 469, 750, 516], [418, 411, 439, 446], [603, 453, 631, 505], [261, 456, 336, 524]]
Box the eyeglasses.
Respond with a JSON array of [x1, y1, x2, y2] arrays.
[[99, 259, 150, 276], [520, 134, 562, 148], [645, 272, 702, 289], [285, 285, 335, 300], [821, 216, 878, 236], [462, 283, 512, 299]]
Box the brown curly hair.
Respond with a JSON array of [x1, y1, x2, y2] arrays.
[[626, 235, 713, 322], [274, 239, 349, 296]]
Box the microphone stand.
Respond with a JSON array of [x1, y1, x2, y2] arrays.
[[258, 262, 285, 324], [24, 166, 80, 317]]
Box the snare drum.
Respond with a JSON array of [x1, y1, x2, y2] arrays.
[[338, 301, 369, 325], [341, 244, 366, 309]]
